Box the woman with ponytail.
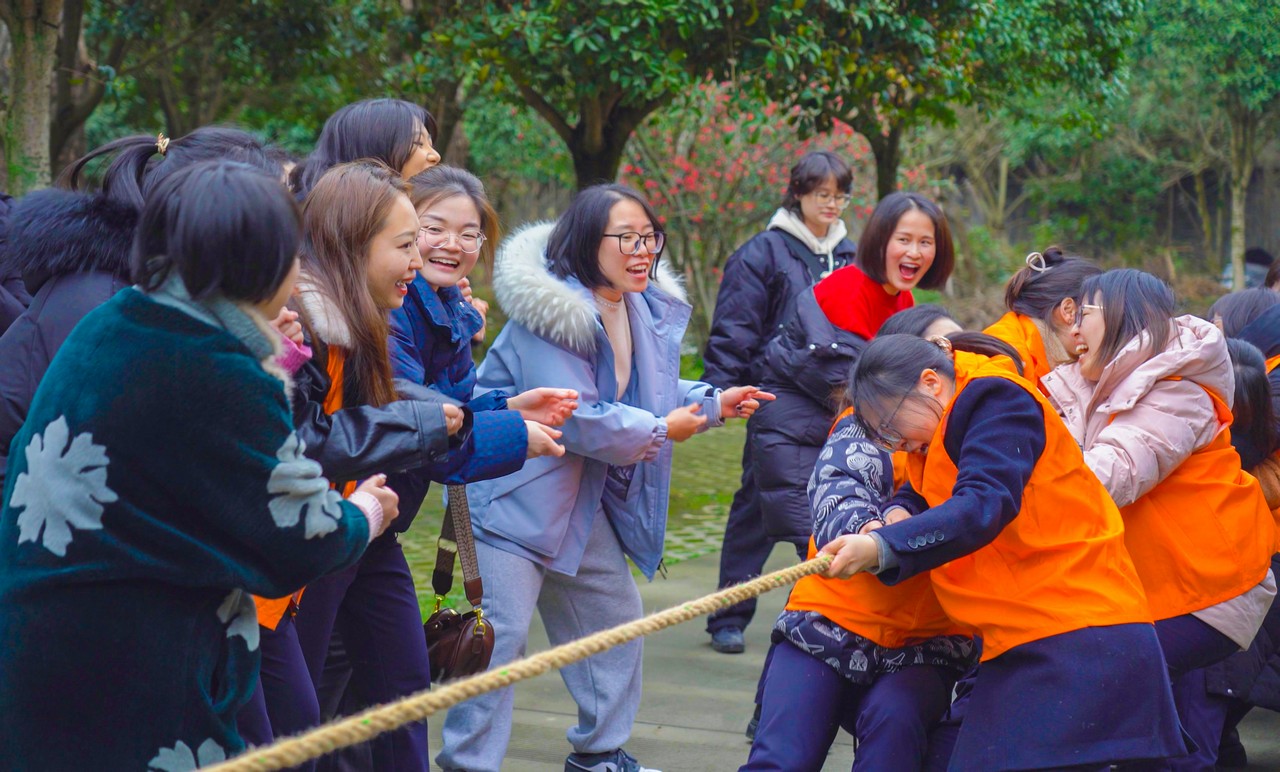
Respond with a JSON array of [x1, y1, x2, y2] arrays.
[[985, 246, 1101, 392], [0, 129, 279, 487], [819, 332, 1183, 770], [1043, 269, 1276, 771]]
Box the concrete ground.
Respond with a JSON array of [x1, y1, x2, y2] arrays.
[[426, 543, 1280, 771]]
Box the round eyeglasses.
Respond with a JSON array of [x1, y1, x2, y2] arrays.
[[602, 231, 666, 256], [419, 225, 486, 254]]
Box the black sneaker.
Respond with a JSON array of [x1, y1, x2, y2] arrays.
[[565, 748, 659, 772], [711, 626, 746, 654], [745, 703, 762, 741]]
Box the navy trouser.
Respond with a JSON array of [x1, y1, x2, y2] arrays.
[[294, 534, 432, 771], [237, 614, 320, 772], [708, 441, 774, 634], [742, 640, 953, 772]]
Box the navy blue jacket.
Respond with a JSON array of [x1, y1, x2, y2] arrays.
[[701, 228, 854, 390], [0, 190, 137, 486], [0, 192, 28, 336], [387, 275, 526, 531], [748, 289, 869, 544], [1238, 304, 1280, 457]]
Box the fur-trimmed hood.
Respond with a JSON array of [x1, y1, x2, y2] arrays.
[[293, 273, 353, 348], [492, 221, 687, 355], [1, 188, 139, 295]]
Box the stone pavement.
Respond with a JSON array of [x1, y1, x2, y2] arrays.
[[426, 543, 1280, 771]]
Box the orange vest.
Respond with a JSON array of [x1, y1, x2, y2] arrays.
[[254, 346, 357, 630], [907, 352, 1151, 661], [984, 311, 1052, 393], [1116, 383, 1275, 620], [787, 410, 968, 648]]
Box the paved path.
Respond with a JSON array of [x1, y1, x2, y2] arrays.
[[427, 543, 1280, 771]]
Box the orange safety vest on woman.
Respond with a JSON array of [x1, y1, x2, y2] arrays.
[[984, 311, 1052, 392], [1116, 381, 1275, 621], [786, 409, 967, 648], [906, 352, 1151, 661], [253, 347, 359, 630]]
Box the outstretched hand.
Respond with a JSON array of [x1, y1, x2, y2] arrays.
[[719, 386, 776, 420], [508, 387, 579, 427], [525, 421, 566, 459], [665, 403, 707, 442]]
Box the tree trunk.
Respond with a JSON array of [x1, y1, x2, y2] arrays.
[[1228, 110, 1256, 291], [2, 0, 64, 194], [1193, 170, 1214, 265], [854, 119, 902, 201], [570, 138, 629, 190]]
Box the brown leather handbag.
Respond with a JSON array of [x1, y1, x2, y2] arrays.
[[423, 485, 495, 683]]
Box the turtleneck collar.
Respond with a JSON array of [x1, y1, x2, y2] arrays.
[[147, 273, 280, 363]]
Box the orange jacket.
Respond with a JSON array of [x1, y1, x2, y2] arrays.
[[907, 352, 1151, 660], [788, 409, 966, 647], [984, 311, 1052, 392], [254, 347, 356, 630], [1117, 383, 1275, 619]]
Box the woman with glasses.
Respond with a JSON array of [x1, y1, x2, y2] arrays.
[[704, 151, 858, 655], [1042, 269, 1276, 771], [819, 332, 1185, 770], [984, 246, 1102, 393], [438, 184, 771, 772]]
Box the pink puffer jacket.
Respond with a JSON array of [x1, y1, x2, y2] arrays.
[[1042, 315, 1233, 508]]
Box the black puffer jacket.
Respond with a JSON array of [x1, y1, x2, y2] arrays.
[[0, 192, 28, 335], [0, 189, 138, 485], [701, 228, 855, 390], [748, 289, 868, 544]]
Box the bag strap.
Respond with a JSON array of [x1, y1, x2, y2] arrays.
[[773, 230, 831, 284], [431, 484, 484, 611]]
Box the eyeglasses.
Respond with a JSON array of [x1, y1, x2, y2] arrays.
[[809, 191, 852, 209], [602, 231, 666, 256], [419, 225, 486, 254], [1074, 303, 1104, 327], [866, 392, 911, 452]]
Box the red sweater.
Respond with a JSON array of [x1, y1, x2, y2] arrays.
[[812, 264, 913, 339]]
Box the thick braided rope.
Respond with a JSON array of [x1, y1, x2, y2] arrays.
[[206, 554, 831, 772]]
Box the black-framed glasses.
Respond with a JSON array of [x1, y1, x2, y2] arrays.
[[419, 225, 486, 254], [809, 191, 853, 209], [867, 391, 912, 452], [1074, 303, 1104, 327], [602, 231, 666, 256]]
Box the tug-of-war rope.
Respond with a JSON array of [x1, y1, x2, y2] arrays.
[[206, 555, 832, 772]]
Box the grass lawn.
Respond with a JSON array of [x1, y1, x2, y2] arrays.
[[399, 421, 747, 617]]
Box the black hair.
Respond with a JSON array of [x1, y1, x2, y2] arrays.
[[132, 160, 301, 304], [295, 98, 432, 197], [877, 304, 957, 338], [1245, 247, 1274, 267], [546, 183, 663, 290], [782, 151, 854, 214], [1078, 269, 1176, 367], [1225, 338, 1278, 468], [1004, 246, 1102, 325], [1208, 288, 1280, 338], [854, 192, 954, 291], [59, 127, 275, 209], [847, 333, 1023, 446]]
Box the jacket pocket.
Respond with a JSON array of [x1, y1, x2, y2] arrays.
[[474, 456, 584, 558]]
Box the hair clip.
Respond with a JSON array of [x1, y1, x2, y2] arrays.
[[1025, 251, 1048, 273], [927, 335, 953, 354], [156, 133, 170, 156]]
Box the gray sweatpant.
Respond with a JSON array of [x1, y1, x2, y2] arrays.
[[436, 505, 645, 772]]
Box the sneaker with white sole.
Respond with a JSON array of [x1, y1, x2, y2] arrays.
[[564, 748, 660, 772]]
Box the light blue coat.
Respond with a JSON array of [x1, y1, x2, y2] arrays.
[[471, 222, 722, 579]]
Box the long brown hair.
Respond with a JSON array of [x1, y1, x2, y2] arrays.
[[407, 165, 500, 272], [300, 160, 410, 407]]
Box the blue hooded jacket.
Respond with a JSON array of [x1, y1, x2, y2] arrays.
[[470, 222, 723, 579]]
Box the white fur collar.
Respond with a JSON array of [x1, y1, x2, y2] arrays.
[[493, 221, 686, 354], [295, 274, 352, 348]]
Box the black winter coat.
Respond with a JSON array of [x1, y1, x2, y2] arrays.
[[0, 189, 137, 485], [1238, 305, 1280, 455], [748, 289, 868, 544], [0, 192, 28, 336], [701, 228, 854, 390], [1206, 554, 1280, 711]]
